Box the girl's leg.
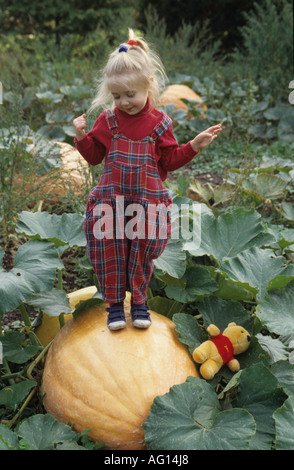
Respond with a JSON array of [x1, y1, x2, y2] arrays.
[[127, 203, 171, 304], [84, 199, 128, 304]]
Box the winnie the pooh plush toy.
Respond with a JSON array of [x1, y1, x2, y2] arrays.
[[192, 322, 251, 380]]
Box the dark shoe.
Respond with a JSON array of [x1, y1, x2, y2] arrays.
[[131, 304, 151, 329], [106, 303, 126, 330]]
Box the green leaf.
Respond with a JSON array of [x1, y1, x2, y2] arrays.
[[256, 334, 289, 364], [214, 275, 253, 301], [196, 296, 253, 332], [45, 109, 75, 124], [0, 240, 63, 316], [267, 263, 294, 291], [15, 211, 86, 250], [17, 414, 85, 450], [1, 331, 39, 364], [263, 106, 286, 120], [0, 424, 19, 450], [154, 238, 186, 278], [0, 381, 37, 410], [278, 114, 294, 142], [36, 91, 64, 103], [273, 396, 294, 450], [148, 296, 183, 320], [242, 174, 288, 200], [37, 125, 66, 141], [176, 175, 190, 197], [27, 288, 73, 317], [165, 266, 218, 302], [219, 247, 286, 301], [236, 363, 287, 450], [143, 376, 256, 450], [281, 202, 294, 221], [276, 227, 294, 249], [173, 313, 203, 353], [255, 281, 294, 336], [271, 360, 294, 397], [0, 247, 4, 265], [185, 208, 274, 263]]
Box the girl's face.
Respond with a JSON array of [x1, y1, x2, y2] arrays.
[[110, 82, 149, 115]]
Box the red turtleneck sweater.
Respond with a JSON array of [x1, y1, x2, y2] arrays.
[[74, 98, 199, 181]]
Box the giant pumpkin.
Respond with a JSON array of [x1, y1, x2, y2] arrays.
[[41, 294, 199, 450]]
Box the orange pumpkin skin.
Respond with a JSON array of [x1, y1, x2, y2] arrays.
[[159, 84, 207, 113], [42, 298, 199, 450]]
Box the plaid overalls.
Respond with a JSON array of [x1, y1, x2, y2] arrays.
[[84, 109, 172, 304]]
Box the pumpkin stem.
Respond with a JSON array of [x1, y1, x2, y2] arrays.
[[18, 303, 42, 347], [59, 313, 65, 328], [57, 269, 63, 290]]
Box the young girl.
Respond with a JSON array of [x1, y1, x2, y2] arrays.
[[73, 29, 222, 331]]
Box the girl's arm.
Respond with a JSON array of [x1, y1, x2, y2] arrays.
[[158, 124, 222, 172], [73, 114, 106, 166]]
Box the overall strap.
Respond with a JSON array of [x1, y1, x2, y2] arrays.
[[104, 109, 119, 136], [150, 112, 172, 141]]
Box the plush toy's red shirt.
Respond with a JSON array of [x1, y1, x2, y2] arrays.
[[210, 332, 234, 364]]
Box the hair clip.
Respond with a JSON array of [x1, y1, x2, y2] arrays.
[[119, 45, 128, 53], [127, 39, 138, 46]]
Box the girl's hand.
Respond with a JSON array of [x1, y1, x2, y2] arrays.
[[191, 124, 222, 152], [73, 114, 87, 141]]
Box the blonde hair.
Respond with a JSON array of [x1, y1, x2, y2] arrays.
[[88, 29, 167, 115]]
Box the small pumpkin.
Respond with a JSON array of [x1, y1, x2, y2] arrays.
[[159, 84, 207, 113], [14, 141, 89, 204], [35, 285, 97, 346], [41, 294, 199, 450]]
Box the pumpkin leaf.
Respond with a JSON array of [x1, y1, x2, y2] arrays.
[[268, 264, 294, 291], [255, 281, 294, 336], [143, 376, 256, 450], [235, 363, 287, 450], [271, 360, 294, 397], [256, 334, 289, 364], [185, 208, 274, 263], [196, 296, 253, 332], [154, 238, 186, 278], [173, 313, 203, 353], [0, 380, 37, 410], [17, 414, 85, 450], [214, 275, 253, 301], [242, 174, 288, 200], [0, 247, 4, 265], [165, 266, 218, 302], [148, 296, 184, 319], [273, 396, 294, 450], [27, 288, 73, 316], [1, 331, 40, 364], [0, 240, 63, 317], [0, 424, 19, 450], [281, 202, 294, 221], [270, 227, 294, 250], [15, 211, 86, 250], [218, 247, 287, 301]]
